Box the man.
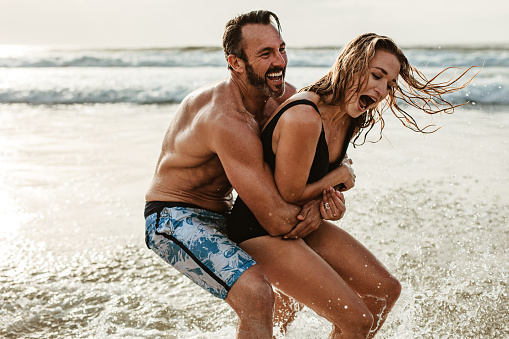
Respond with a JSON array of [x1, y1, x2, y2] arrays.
[[144, 10, 345, 338]]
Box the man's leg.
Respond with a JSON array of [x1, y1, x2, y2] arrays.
[[225, 265, 274, 339], [145, 206, 274, 338]]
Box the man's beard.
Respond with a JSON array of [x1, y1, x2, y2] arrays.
[[245, 62, 285, 99]]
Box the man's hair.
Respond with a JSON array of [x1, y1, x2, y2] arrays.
[[222, 10, 281, 70]]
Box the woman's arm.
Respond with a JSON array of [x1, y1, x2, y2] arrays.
[[300, 158, 355, 202], [273, 106, 354, 205]]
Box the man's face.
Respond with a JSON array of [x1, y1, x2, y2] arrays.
[[241, 24, 287, 98], [244, 61, 285, 98]]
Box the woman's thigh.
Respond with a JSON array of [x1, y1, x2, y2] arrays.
[[304, 220, 397, 298], [239, 236, 371, 325]]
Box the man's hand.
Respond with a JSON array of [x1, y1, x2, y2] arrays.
[[283, 199, 322, 239], [320, 187, 346, 221]]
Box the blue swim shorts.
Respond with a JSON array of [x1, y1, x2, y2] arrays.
[[145, 203, 257, 300]]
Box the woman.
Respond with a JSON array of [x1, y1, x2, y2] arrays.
[[227, 33, 474, 338]]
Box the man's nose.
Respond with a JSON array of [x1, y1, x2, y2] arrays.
[[273, 52, 286, 67]]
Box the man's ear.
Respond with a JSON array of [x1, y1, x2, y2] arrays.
[[227, 54, 245, 73]]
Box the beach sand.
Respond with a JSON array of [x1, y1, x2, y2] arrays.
[[0, 103, 507, 338]]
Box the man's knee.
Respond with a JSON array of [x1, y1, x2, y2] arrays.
[[226, 265, 274, 316]]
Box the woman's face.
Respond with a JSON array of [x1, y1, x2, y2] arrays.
[[344, 50, 400, 118]]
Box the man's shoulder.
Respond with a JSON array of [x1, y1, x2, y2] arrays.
[[183, 79, 226, 107], [178, 82, 257, 148], [185, 80, 242, 115], [207, 97, 261, 152], [202, 85, 255, 127]]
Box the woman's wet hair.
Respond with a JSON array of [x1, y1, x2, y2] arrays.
[[301, 33, 477, 145]]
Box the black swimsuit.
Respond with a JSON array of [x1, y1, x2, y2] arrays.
[[226, 99, 354, 244]]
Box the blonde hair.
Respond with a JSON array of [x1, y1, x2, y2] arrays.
[[300, 33, 477, 145]]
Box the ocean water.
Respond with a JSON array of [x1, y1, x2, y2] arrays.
[[0, 44, 508, 105], [0, 45, 508, 338]]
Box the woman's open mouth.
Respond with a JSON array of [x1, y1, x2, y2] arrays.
[[359, 95, 376, 111]]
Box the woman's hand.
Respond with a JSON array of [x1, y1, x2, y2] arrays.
[[324, 156, 356, 192], [320, 187, 346, 220], [339, 157, 356, 191]]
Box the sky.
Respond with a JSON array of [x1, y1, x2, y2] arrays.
[[0, 0, 508, 48]]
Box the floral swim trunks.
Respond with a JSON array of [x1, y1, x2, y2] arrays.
[[144, 202, 257, 300]]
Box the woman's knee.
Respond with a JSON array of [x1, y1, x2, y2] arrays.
[[383, 274, 402, 306], [332, 303, 374, 337]]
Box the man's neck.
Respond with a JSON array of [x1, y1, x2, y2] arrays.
[[229, 75, 268, 126]]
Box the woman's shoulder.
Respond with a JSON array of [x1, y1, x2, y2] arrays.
[[278, 93, 322, 125], [273, 104, 322, 143]]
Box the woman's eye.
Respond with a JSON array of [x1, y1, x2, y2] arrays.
[[372, 73, 381, 80]]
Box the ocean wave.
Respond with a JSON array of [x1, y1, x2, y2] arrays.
[[0, 47, 226, 68], [0, 67, 226, 105], [430, 68, 508, 105], [0, 60, 505, 106], [1, 46, 508, 68], [0, 88, 185, 105], [0, 84, 504, 106]]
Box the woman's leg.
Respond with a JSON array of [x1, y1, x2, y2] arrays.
[[304, 221, 401, 337], [240, 236, 374, 339]]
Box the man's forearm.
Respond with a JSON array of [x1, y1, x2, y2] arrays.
[[255, 198, 302, 236]]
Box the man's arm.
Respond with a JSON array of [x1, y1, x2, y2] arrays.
[[210, 115, 300, 236]]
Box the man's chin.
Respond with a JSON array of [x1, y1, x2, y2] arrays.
[[268, 83, 285, 99], [252, 78, 285, 99]]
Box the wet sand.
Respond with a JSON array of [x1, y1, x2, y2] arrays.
[[0, 103, 507, 338]]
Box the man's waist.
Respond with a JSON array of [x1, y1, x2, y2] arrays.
[[144, 200, 233, 218], [144, 201, 207, 218]]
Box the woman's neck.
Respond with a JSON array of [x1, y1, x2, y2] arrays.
[[316, 97, 349, 127]]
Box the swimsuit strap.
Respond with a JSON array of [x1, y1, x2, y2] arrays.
[[262, 99, 321, 134], [278, 99, 321, 116]]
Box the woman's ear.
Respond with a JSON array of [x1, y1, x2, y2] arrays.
[[227, 54, 245, 73]]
